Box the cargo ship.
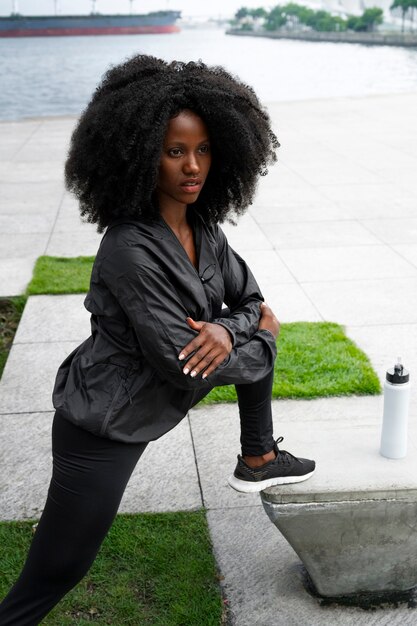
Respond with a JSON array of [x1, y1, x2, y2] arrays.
[[0, 11, 181, 38]]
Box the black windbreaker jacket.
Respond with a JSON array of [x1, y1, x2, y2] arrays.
[[52, 211, 277, 443]]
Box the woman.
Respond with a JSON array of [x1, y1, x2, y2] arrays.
[[0, 55, 315, 624]]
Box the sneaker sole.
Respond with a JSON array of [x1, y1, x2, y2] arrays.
[[227, 468, 315, 493]]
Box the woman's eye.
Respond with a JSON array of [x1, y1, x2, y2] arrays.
[[169, 148, 182, 157], [199, 145, 210, 154]]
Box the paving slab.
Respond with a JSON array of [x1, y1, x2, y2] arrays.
[[0, 413, 201, 521], [0, 412, 53, 520], [221, 213, 273, 253], [250, 202, 343, 223], [14, 295, 90, 344], [258, 282, 323, 322], [0, 258, 36, 297], [0, 214, 56, 235], [119, 416, 202, 515], [346, 323, 417, 407], [0, 341, 79, 414], [362, 218, 417, 245], [240, 249, 295, 286], [0, 161, 64, 184], [0, 181, 63, 214], [279, 245, 417, 282], [302, 277, 417, 326], [45, 230, 102, 257], [261, 220, 381, 250], [316, 183, 417, 218], [392, 244, 417, 269], [253, 184, 337, 213], [0, 233, 48, 259]]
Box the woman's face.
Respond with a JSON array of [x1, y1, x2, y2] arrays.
[[157, 109, 211, 213]]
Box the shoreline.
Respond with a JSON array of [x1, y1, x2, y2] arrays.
[[227, 28, 417, 48], [3, 89, 417, 125]]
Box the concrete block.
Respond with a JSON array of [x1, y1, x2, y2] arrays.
[[207, 506, 414, 626], [261, 422, 417, 597], [263, 497, 417, 597]]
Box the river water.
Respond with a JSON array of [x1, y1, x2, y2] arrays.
[[1, 26, 417, 120]]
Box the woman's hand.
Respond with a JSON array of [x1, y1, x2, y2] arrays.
[[178, 318, 233, 379], [258, 303, 280, 339]]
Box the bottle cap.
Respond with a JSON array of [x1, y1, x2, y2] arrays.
[[386, 359, 409, 384]]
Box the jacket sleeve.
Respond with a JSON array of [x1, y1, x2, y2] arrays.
[[211, 225, 264, 347], [100, 248, 276, 391]]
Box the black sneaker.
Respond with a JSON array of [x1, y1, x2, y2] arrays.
[[228, 437, 316, 493]]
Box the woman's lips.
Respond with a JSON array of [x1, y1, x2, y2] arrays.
[[180, 180, 202, 193]]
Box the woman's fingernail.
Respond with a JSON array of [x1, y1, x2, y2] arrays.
[[183, 368, 189, 375], [202, 373, 207, 379], [190, 370, 197, 378], [178, 353, 185, 361]]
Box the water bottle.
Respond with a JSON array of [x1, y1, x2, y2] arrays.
[[380, 358, 410, 459]]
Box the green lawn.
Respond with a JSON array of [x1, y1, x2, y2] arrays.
[[0, 511, 224, 626], [27, 256, 95, 295], [202, 321, 380, 404]]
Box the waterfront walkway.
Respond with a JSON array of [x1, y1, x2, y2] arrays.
[[1, 92, 417, 624]]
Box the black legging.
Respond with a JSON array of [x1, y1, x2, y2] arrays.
[[0, 371, 274, 625]]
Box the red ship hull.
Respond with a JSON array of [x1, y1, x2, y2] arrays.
[[0, 25, 180, 37], [0, 12, 182, 38]]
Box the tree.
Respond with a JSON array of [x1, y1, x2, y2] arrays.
[[251, 8, 268, 19], [390, 0, 411, 31], [264, 6, 287, 30], [360, 7, 383, 31], [235, 7, 250, 20]]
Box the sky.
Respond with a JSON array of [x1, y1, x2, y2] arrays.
[[2, 0, 276, 18]]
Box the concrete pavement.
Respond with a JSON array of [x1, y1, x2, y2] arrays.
[[1, 93, 417, 624]]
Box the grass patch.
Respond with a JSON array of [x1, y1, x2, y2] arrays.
[[0, 511, 224, 625], [0, 296, 27, 380], [27, 256, 95, 295], [201, 322, 381, 405]]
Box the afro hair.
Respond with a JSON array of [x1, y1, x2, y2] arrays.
[[65, 55, 279, 232]]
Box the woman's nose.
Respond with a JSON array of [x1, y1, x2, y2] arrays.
[[183, 154, 200, 174]]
